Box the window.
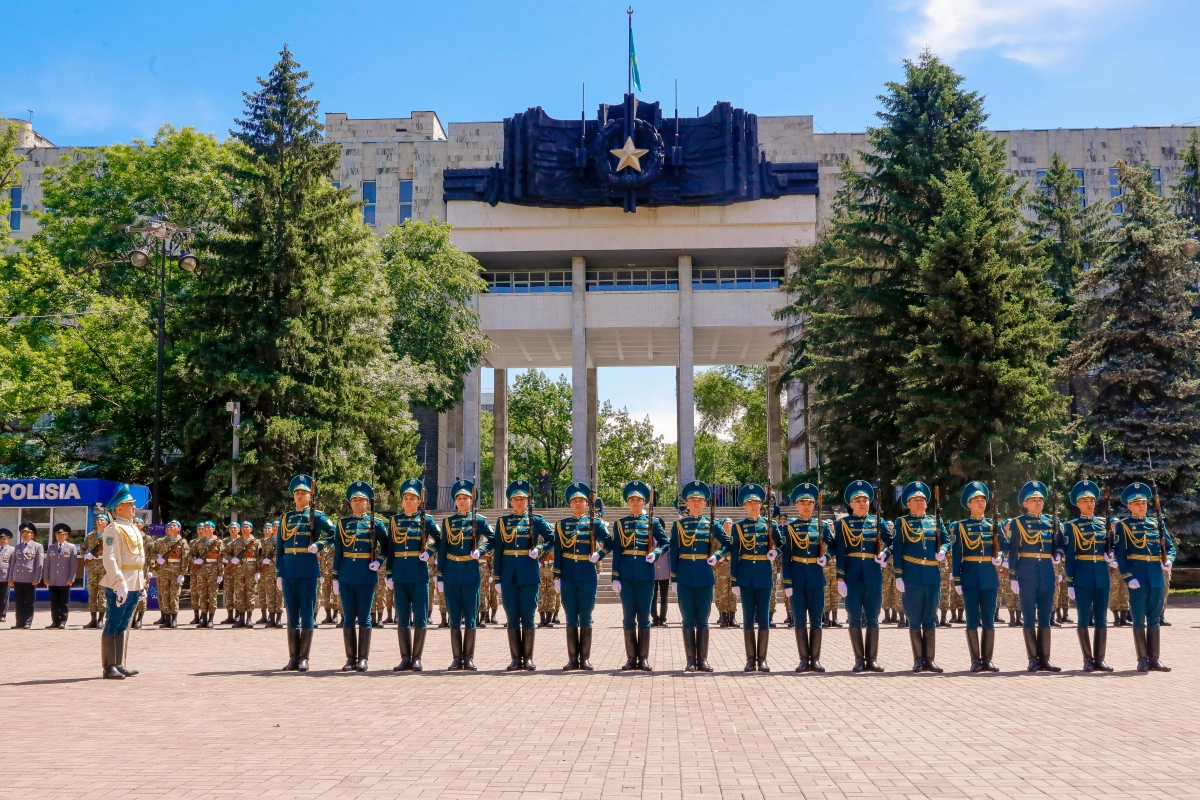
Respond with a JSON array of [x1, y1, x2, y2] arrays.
[[331, 181, 340, 190], [585, 268, 678, 291], [1151, 167, 1162, 195], [1110, 168, 1122, 215], [399, 180, 413, 223], [8, 187, 20, 231], [692, 267, 784, 290], [482, 271, 572, 293], [1035, 168, 1086, 208], [362, 181, 377, 226]]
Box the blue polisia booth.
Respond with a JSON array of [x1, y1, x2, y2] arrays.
[[1, 479, 152, 606]]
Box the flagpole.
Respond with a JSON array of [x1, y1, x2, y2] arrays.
[[627, 7, 633, 95]]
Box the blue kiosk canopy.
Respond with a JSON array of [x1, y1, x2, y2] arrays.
[[0, 478, 150, 509]]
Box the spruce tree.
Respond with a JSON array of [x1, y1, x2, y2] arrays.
[[1172, 130, 1200, 233], [173, 46, 429, 518], [1068, 161, 1200, 534]]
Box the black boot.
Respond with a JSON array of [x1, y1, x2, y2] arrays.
[[507, 627, 524, 671], [578, 627, 594, 671], [448, 628, 464, 670], [865, 628, 884, 672], [462, 629, 477, 671], [476, 611, 486, 629], [169, 613, 178, 629], [1008, 608, 1018, 627], [411, 628, 426, 671], [102, 635, 123, 679], [1147, 628, 1170, 672], [622, 630, 639, 670], [849, 626, 866, 672], [809, 627, 825, 673], [1112, 609, 1123, 627], [538, 612, 550, 629], [1093, 628, 1113, 672], [743, 629, 758, 672], [191, 611, 199, 625], [909, 629, 924, 672], [683, 627, 697, 672], [232, 610, 245, 629], [1023, 628, 1039, 672], [980, 628, 999, 671], [297, 629, 313, 672], [638, 627, 652, 672], [563, 626, 579, 671], [756, 628, 770, 671], [696, 629, 713, 672], [85, 612, 99, 629], [1134, 627, 1150, 672], [283, 629, 300, 671], [1037, 627, 1060, 672], [923, 630, 942, 673], [356, 627, 371, 672], [830, 608, 842, 628], [158, 611, 170, 626], [965, 629, 981, 672], [323, 608, 334, 624], [794, 626, 809, 672], [522, 627, 537, 670], [342, 627, 358, 671], [132, 611, 143, 629], [438, 610, 448, 628], [1078, 627, 1095, 672], [115, 632, 138, 677]]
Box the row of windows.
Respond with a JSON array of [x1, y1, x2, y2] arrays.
[[483, 271, 572, 293], [480, 267, 786, 293], [9, 187, 20, 231], [336, 180, 413, 227], [1031, 167, 1163, 214], [587, 269, 679, 291]]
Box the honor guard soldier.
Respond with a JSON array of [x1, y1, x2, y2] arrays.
[[893, 482, 951, 673], [43, 523, 79, 629], [0, 528, 12, 623], [218, 522, 240, 624], [437, 479, 494, 670], [151, 521, 189, 628], [232, 521, 263, 628], [258, 522, 282, 627], [385, 478, 439, 672], [9, 522, 45, 629], [82, 515, 109, 628], [669, 481, 732, 672], [834, 480, 892, 672], [99, 485, 146, 679], [782, 483, 834, 672], [1004, 480, 1063, 672], [1114, 482, 1175, 672], [611, 481, 669, 671], [332, 482, 389, 672], [191, 522, 223, 627], [553, 482, 612, 671], [1063, 480, 1114, 672], [730, 484, 780, 672], [950, 482, 1002, 672], [493, 479, 554, 671], [275, 474, 336, 672]]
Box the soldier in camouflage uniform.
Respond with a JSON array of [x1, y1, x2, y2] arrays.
[[319, 540, 341, 625], [822, 557, 840, 628], [190, 522, 223, 627], [715, 554, 736, 627], [998, 562, 1021, 626], [258, 522, 282, 627], [537, 550, 558, 627], [217, 523, 238, 624], [881, 561, 897, 625], [1053, 558, 1071, 625], [82, 514, 109, 628], [371, 560, 389, 627], [231, 522, 263, 628], [478, 552, 497, 626], [132, 521, 151, 628], [1109, 562, 1130, 626], [937, 556, 953, 627], [430, 552, 447, 627], [151, 521, 189, 627]]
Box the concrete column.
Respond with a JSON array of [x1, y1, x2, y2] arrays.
[[787, 380, 809, 474], [463, 366, 482, 492], [571, 256, 588, 482], [766, 366, 782, 484], [677, 255, 696, 483], [586, 367, 598, 487], [492, 368, 508, 509]]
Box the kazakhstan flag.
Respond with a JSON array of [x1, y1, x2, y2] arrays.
[[628, 24, 643, 92]]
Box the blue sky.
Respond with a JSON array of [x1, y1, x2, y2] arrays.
[[8, 0, 1198, 438]]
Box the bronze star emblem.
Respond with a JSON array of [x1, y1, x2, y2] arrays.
[[610, 136, 650, 172]]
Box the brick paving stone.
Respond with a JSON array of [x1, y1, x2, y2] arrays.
[[1, 603, 1199, 799]]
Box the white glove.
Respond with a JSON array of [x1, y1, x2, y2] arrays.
[[217, 575, 223, 585], [177, 574, 185, 585], [767, 549, 778, 562], [1052, 553, 1062, 564], [84, 553, 94, 561], [495, 583, 502, 597], [254, 572, 260, 581], [156, 555, 166, 565], [470, 549, 481, 560], [873, 552, 885, 565], [732, 586, 741, 597], [222, 558, 229, 564], [1067, 587, 1075, 600], [437, 581, 444, 593], [231, 557, 240, 565], [369, 560, 380, 571], [386, 578, 394, 590], [276, 577, 283, 591], [895, 578, 906, 594], [588, 552, 600, 563], [670, 582, 678, 593], [837, 580, 848, 598], [332, 580, 340, 596], [991, 556, 1002, 566], [117, 588, 128, 605], [784, 587, 793, 597], [1002, 560, 1009, 570], [318, 576, 324, 584], [419, 551, 430, 562], [817, 555, 828, 566], [954, 585, 963, 596], [706, 555, 717, 566], [1010, 580, 1019, 595], [1104, 554, 1116, 567], [935, 550, 946, 561], [1162, 561, 1173, 572], [612, 580, 622, 593], [1056, 572, 1064, 583], [193, 558, 203, 565], [1128, 578, 1140, 589], [554, 579, 561, 592], [528, 548, 539, 559], [262, 558, 270, 565], [307, 544, 318, 553], [645, 553, 656, 563]]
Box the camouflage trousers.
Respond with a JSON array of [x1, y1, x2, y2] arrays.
[[882, 564, 898, 613], [538, 559, 559, 614], [998, 567, 1019, 612], [938, 561, 962, 610], [372, 569, 391, 615], [157, 565, 184, 613], [824, 562, 840, 612], [192, 565, 220, 613], [233, 566, 260, 611], [771, 560, 783, 617], [714, 559, 736, 614], [429, 560, 445, 617], [1109, 566, 1129, 611], [479, 559, 496, 615], [258, 564, 282, 613], [86, 567, 106, 612]]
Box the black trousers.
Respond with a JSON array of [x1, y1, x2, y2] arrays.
[[13, 582, 35, 627], [48, 585, 71, 624], [0, 584, 9, 619], [653, 579, 669, 623]]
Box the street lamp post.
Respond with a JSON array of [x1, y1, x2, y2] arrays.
[[125, 217, 197, 523]]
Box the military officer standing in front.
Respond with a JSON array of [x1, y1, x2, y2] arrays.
[[949, 482, 1002, 672], [385, 478, 439, 672], [669, 481, 731, 672], [781, 483, 834, 673], [730, 484, 780, 672], [834, 480, 892, 672], [151, 520, 189, 628], [892, 481, 951, 673], [8, 523, 45, 629], [333, 481, 389, 672], [1114, 482, 1175, 672], [98, 485, 146, 679], [437, 479, 495, 670], [274, 474, 336, 672], [82, 514, 108, 628], [553, 482, 612, 671], [1062, 480, 1114, 672], [611, 481, 669, 671], [1004, 480, 1063, 672], [0, 528, 12, 623], [43, 523, 79, 629], [493, 479, 555, 671]]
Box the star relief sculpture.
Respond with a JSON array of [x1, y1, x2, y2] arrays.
[[610, 136, 650, 172]]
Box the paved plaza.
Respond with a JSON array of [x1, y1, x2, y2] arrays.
[[3, 602, 1198, 799]]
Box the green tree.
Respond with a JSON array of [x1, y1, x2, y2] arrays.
[[170, 46, 428, 518], [1172, 130, 1200, 232], [507, 369, 573, 491], [1067, 161, 1200, 535], [694, 366, 781, 484], [596, 401, 671, 506], [380, 218, 489, 410]]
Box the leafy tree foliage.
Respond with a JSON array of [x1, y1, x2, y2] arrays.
[[507, 369, 573, 490], [1172, 130, 1200, 233]]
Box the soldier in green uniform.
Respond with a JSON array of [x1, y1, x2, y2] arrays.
[[151, 521, 189, 628], [834, 480, 892, 672], [553, 482, 612, 671], [669, 481, 731, 672], [1062, 480, 1114, 672], [537, 550, 557, 627], [1109, 561, 1130, 626], [384, 478, 439, 672], [781, 483, 834, 673], [715, 552, 736, 627], [476, 552, 493, 627], [612, 480, 669, 671], [437, 479, 494, 670], [230, 521, 262, 628], [1114, 482, 1175, 672], [493, 479, 554, 671], [892, 482, 951, 673], [319, 536, 341, 626], [332, 481, 389, 672], [730, 484, 780, 672], [218, 522, 239, 625], [1004, 481, 1062, 672], [274, 474, 336, 672], [949, 482, 1002, 672], [82, 514, 109, 629], [190, 522, 222, 628]]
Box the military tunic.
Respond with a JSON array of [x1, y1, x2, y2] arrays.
[[436, 513, 495, 630], [1063, 516, 1111, 629], [949, 517, 1000, 630], [99, 517, 146, 636], [274, 507, 336, 630], [611, 514, 669, 631], [384, 511, 439, 628], [781, 516, 834, 629], [552, 514, 612, 629], [730, 516, 781, 631], [1003, 514, 1061, 630], [333, 514, 389, 628], [1114, 515, 1175, 630], [493, 511, 554, 629], [833, 514, 891, 628], [669, 514, 731, 629], [152, 534, 190, 614]]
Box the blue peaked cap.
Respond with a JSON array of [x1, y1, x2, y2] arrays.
[[959, 481, 989, 509], [844, 480, 875, 506], [790, 483, 819, 504], [1069, 480, 1100, 506], [1121, 482, 1152, 505], [1018, 481, 1048, 505], [738, 484, 767, 505]]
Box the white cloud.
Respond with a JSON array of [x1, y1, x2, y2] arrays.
[[908, 0, 1140, 66]]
